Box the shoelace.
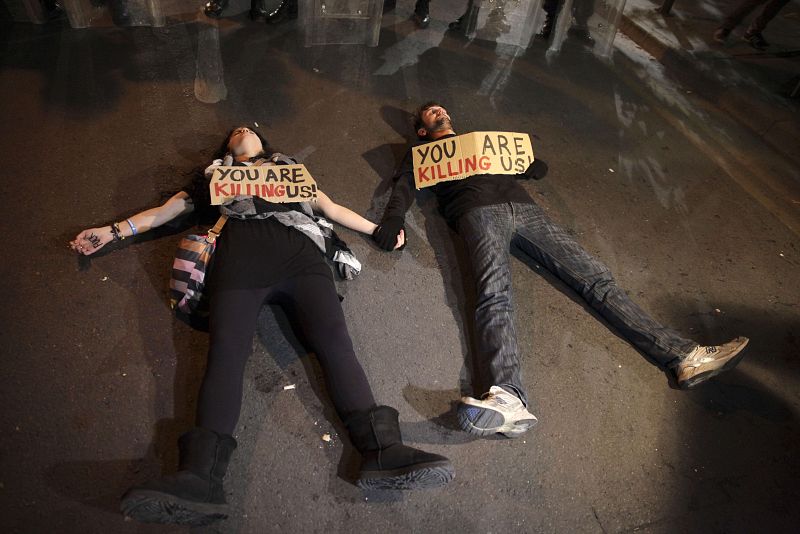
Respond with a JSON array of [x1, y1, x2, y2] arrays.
[[685, 346, 722, 367], [481, 393, 512, 408]]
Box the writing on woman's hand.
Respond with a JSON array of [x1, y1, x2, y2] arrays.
[[70, 227, 112, 256]]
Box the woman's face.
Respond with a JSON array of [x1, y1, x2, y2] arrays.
[[227, 127, 263, 156]]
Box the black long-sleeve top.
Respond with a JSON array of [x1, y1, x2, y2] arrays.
[[383, 133, 541, 224], [182, 159, 331, 292]]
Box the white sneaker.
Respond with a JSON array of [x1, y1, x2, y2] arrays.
[[457, 386, 538, 438], [676, 337, 749, 389]]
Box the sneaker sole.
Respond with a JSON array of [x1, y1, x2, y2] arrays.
[[456, 403, 538, 437], [356, 461, 455, 490], [679, 345, 748, 390], [457, 402, 505, 436], [120, 489, 228, 526]]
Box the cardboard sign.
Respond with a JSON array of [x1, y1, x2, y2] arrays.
[[209, 164, 318, 205], [412, 131, 534, 189]]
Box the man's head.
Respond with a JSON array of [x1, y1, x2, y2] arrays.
[[414, 102, 454, 140], [225, 126, 266, 158]]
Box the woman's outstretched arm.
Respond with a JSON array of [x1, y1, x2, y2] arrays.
[[70, 192, 195, 256], [312, 190, 404, 249]]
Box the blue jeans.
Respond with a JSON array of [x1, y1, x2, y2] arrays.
[[457, 202, 697, 406]]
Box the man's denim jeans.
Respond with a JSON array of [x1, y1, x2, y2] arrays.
[[457, 202, 697, 406]]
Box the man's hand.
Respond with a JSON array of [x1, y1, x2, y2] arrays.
[[70, 227, 113, 256], [373, 216, 405, 251], [523, 159, 548, 180]]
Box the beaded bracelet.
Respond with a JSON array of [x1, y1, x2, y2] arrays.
[[111, 222, 125, 242]]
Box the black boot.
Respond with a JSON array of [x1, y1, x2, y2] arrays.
[[412, 0, 430, 28], [345, 406, 455, 490], [203, 0, 229, 19], [250, 0, 268, 20], [266, 0, 298, 24], [110, 0, 130, 25], [539, 14, 555, 39], [41, 0, 64, 20], [120, 428, 237, 526], [568, 24, 595, 45]]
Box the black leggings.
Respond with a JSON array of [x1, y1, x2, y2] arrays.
[[196, 273, 376, 435]]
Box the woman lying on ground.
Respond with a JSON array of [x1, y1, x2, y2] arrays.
[[70, 126, 454, 526]]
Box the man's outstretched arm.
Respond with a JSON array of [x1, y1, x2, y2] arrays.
[[373, 150, 416, 251]]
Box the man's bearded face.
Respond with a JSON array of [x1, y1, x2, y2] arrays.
[[422, 105, 453, 133]]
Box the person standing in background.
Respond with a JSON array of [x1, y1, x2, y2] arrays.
[[714, 0, 790, 50]]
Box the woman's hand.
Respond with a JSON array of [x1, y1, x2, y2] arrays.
[[70, 227, 113, 256], [67, 192, 194, 256], [394, 229, 406, 250]]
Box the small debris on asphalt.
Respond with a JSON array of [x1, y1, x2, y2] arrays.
[[283, 384, 296, 390], [714, 308, 721, 313], [101, 276, 108, 282], [608, 168, 615, 173], [322, 433, 331, 442]]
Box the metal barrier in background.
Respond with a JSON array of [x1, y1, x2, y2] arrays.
[[456, 0, 544, 50], [300, 0, 384, 47], [447, 0, 625, 56], [3, 0, 47, 22], [56, 0, 165, 28], [547, 0, 627, 58]]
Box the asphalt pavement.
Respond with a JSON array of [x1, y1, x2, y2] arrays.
[[1, 2, 799, 533]]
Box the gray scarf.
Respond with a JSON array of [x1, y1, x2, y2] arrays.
[[205, 153, 362, 280]]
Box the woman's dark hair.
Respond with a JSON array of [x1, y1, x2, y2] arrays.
[[413, 101, 443, 136], [212, 126, 276, 160]]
